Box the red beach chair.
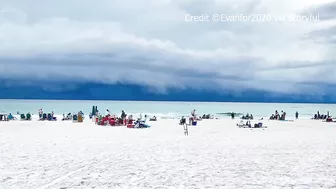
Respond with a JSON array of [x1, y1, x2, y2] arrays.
[[126, 119, 135, 128], [109, 118, 116, 126], [100, 117, 108, 125], [127, 124, 135, 128]]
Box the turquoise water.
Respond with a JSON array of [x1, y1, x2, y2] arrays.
[[0, 99, 335, 119]]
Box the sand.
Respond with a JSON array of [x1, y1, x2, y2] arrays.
[[1, 118, 336, 189]]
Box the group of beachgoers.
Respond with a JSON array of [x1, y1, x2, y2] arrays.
[[1, 109, 60, 121], [1, 106, 334, 125], [94, 109, 130, 126], [179, 109, 198, 125], [0, 107, 157, 128], [237, 120, 265, 128], [1, 112, 32, 121], [312, 111, 329, 120], [311, 111, 334, 122], [179, 109, 217, 126], [269, 110, 287, 120], [241, 113, 254, 120], [236, 113, 263, 128], [91, 108, 157, 128]]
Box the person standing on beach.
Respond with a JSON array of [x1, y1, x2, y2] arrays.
[[191, 109, 196, 117], [295, 111, 299, 119], [120, 110, 126, 125], [38, 109, 43, 120], [121, 110, 126, 120]]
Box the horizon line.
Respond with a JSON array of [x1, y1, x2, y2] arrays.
[[0, 98, 335, 105]]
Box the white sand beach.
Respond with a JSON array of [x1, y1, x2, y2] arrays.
[[1, 119, 336, 189]]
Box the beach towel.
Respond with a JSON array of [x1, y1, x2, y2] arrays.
[[133, 120, 151, 128]]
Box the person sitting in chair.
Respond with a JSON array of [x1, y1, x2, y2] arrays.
[[180, 116, 186, 125], [149, 116, 157, 121], [8, 113, 15, 120], [246, 120, 251, 128]]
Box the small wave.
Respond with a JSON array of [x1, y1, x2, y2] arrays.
[[290, 107, 302, 109], [216, 112, 243, 115]]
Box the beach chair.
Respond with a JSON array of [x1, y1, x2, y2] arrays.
[[42, 113, 47, 121], [116, 118, 124, 125], [127, 119, 135, 128], [179, 117, 186, 125], [108, 118, 116, 126], [0, 114, 8, 121], [20, 114, 26, 120], [73, 114, 78, 122], [126, 119, 134, 128], [237, 120, 251, 128], [26, 113, 31, 120], [64, 113, 72, 120], [325, 118, 333, 122], [100, 118, 106, 126], [95, 116, 103, 125], [78, 114, 82, 122], [149, 117, 157, 121], [253, 122, 267, 128], [7, 114, 15, 120], [47, 113, 52, 121], [78, 114, 83, 123]]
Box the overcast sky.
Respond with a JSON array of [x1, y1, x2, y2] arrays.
[[0, 0, 335, 94]]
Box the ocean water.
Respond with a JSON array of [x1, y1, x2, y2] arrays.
[[0, 99, 335, 119]]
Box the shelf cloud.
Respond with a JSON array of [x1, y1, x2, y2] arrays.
[[0, 0, 335, 95]]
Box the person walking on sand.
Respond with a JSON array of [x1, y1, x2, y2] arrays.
[[295, 111, 299, 119]]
